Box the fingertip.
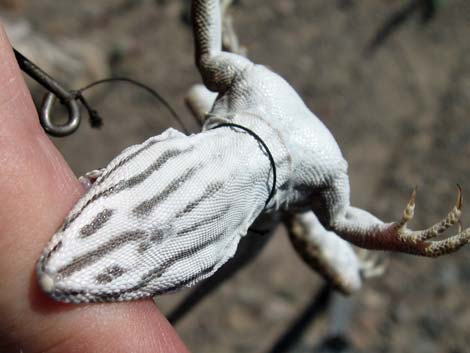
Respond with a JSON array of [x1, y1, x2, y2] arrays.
[[0, 26, 82, 304]]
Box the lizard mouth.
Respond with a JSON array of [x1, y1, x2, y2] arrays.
[[36, 270, 148, 303], [38, 271, 56, 294]]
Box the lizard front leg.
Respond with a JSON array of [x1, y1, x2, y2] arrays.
[[186, 0, 245, 123], [313, 172, 470, 257], [185, 84, 217, 124], [220, 0, 247, 56], [192, 0, 252, 92]]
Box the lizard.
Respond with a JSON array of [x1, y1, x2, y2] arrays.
[[36, 0, 470, 304]]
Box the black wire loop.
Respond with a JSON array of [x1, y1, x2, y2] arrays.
[[14, 48, 189, 137], [211, 123, 277, 207]]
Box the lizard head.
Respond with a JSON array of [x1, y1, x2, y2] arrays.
[[35, 180, 156, 303], [36, 130, 192, 303]]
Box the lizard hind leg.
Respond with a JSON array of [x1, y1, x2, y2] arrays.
[[284, 211, 364, 295], [314, 172, 470, 257]]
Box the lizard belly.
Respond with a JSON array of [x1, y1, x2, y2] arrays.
[[210, 65, 348, 208]]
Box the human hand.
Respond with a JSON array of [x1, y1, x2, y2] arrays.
[[0, 27, 189, 353]]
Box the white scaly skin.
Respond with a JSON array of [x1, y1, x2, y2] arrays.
[[37, 0, 470, 303]]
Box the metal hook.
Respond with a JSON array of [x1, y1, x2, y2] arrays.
[[40, 92, 81, 137], [14, 48, 188, 136], [14, 48, 82, 137]]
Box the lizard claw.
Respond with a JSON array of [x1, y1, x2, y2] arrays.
[[456, 183, 463, 210], [398, 186, 417, 227], [393, 185, 470, 257], [78, 168, 105, 190]]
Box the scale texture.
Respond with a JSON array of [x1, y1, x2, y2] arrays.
[[37, 128, 278, 302], [37, 0, 470, 303]]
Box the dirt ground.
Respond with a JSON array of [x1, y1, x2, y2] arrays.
[[3, 0, 470, 352]]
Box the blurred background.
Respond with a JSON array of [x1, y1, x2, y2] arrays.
[[2, 0, 469, 352]]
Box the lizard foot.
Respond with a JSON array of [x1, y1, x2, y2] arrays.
[[78, 168, 105, 190], [389, 185, 470, 257], [356, 249, 388, 279]]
